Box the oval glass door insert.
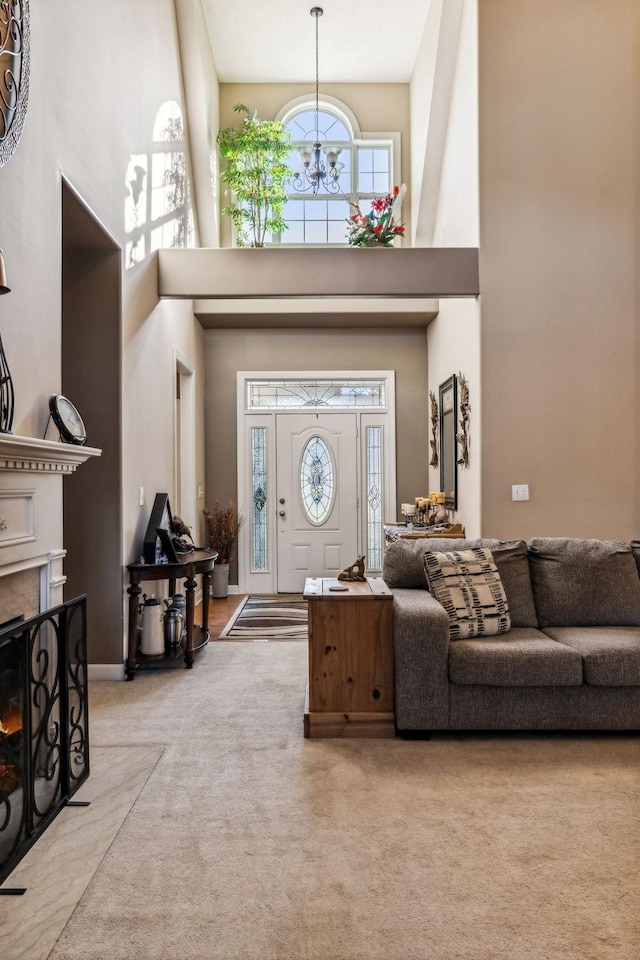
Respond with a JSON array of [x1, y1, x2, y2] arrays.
[[300, 435, 335, 525]]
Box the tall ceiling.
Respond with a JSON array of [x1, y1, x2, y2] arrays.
[[201, 0, 432, 84]]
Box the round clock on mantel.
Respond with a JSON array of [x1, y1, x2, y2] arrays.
[[49, 394, 87, 446]]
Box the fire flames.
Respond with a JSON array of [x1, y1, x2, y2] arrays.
[[0, 707, 22, 737], [0, 709, 22, 796]]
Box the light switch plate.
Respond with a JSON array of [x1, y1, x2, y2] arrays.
[[512, 484, 529, 501]]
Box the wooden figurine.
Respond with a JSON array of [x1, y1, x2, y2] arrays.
[[338, 556, 367, 582]]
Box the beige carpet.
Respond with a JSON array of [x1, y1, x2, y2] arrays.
[[50, 642, 640, 960]]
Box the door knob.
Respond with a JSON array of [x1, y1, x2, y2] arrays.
[[279, 510, 286, 517], [279, 498, 285, 504]]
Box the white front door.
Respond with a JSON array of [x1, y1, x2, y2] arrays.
[[276, 413, 358, 593]]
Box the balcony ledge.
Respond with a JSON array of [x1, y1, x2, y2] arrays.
[[158, 246, 479, 301]]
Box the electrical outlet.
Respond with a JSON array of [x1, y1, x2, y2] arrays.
[[512, 484, 529, 502], [139, 486, 145, 507]]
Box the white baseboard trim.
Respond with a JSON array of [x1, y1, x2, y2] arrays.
[[227, 585, 241, 594], [89, 663, 126, 682]]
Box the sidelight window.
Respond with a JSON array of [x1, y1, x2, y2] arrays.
[[365, 426, 384, 571], [251, 427, 268, 571]]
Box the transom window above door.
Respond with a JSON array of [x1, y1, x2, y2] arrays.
[[247, 378, 386, 410], [269, 101, 397, 246]]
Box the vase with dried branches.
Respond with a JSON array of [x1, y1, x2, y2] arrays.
[[203, 502, 245, 597]]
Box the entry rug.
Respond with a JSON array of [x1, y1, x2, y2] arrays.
[[217, 594, 308, 641]]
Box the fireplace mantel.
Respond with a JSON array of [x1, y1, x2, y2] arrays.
[[0, 434, 102, 474]]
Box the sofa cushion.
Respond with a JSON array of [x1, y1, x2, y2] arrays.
[[542, 627, 640, 686], [383, 537, 490, 589], [383, 537, 538, 627], [527, 538, 640, 627], [488, 540, 539, 628], [423, 547, 511, 640], [448, 627, 584, 686], [630, 540, 640, 580]]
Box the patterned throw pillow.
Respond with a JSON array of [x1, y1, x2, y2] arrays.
[[423, 547, 511, 639]]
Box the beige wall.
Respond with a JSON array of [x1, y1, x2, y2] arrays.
[[175, 0, 221, 247], [204, 327, 429, 582], [410, 0, 441, 242], [478, 0, 640, 538], [123, 272, 206, 564], [218, 82, 411, 247], [428, 301, 481, 536], [423, 0, 481, 535], [410, 0, 478, 248], [431, 0, 478, 248], [0, 1, 206, 664]]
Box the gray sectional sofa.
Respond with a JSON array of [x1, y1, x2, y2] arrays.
[[382, 537, 640, 732]]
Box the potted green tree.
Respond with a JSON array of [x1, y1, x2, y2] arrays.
[[217, 104, 291, 247], [203, 501, 244, 597]]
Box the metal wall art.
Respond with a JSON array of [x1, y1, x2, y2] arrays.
[[456, 372, 470, 468], [429, 390, 438, 468], [0, 0, 30, 167]]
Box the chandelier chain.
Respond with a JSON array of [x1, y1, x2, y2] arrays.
[[292, 6, 342, 198], [314, 9, 319, 143]]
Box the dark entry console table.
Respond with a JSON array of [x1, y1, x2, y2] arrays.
[[125, 549, 217, 680]]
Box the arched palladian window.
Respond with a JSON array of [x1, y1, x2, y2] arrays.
[[271, 98, 398, 246]]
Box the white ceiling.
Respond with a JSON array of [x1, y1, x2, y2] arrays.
[[201, 0, 432, 84]]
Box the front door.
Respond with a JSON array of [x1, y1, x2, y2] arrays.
[[276, 413, 358, 593]]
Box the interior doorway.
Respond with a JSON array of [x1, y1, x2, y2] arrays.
[[61, 177, 123, 664], [174, 351, 196, 528]]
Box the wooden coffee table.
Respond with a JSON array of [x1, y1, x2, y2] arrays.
[[303, 576, 395, 738]]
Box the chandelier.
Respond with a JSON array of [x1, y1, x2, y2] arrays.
[[291, 7, 343, 196]]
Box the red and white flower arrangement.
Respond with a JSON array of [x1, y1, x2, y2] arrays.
[[347, 184, 406, 247]]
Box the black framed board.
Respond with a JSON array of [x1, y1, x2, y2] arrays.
[[142, 493, 175, 564]]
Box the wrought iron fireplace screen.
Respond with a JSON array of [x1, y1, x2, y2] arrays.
[[0, 596, 89, 887]]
